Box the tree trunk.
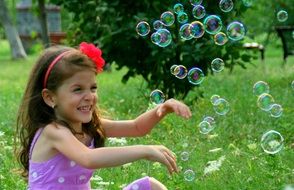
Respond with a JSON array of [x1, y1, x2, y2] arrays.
[[38, 0, 50, 48], [0, 0, 27, 59]]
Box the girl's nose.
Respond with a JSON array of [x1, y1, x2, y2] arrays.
[[84, 91, 95, 101]]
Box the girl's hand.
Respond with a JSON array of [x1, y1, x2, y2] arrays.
[[145, 145, 178, 175], [156, 98, 192, 119]]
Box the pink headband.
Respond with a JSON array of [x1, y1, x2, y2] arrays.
[[43, 42, 105, 89], [43, 51, 70, 88]]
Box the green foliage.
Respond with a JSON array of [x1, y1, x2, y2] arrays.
[[52, 0, 256, 98]]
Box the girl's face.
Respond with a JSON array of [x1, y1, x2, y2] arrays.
[[53, 70, 97, 129]]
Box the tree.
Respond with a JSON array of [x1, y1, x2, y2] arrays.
[[52, 0, 254, 99], [36, 0, 50, 48], [0, 0, 27, 59]]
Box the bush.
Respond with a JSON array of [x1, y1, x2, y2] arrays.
[[52, 0, 255, 98]]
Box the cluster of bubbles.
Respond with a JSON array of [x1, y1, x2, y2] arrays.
[[170, 65, 205, 85], [198, 115, 216, 134], [253, 81, 285, 154], [210, 94, 230, 116], [277, 10, 288, 22], [136, 0, 247, 48], [179, 151, 196, 181], [253, 81, 283, 118]]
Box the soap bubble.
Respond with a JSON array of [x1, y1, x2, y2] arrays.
[[156, 29, 172, 48], [150, 32, 161, 45], [219, 0, 234, 12], [175, 65, 188, 79], [277, 10, 288, 22], [180, 151, 190, 161], [150, 90, 165, 104], [269, 104, 283, 118], [203, 15, 223, 35], [189, 21, 205, 38], [213, 98, 230, 115], [214, 32, 228, 45], [179, 23, 193, 40], [160, 11, 175, 26], [226, 21, 246, 41], [261, 130, 284, 154], [203, 116, 216, 126], [187, 67, 205, 85], [199, 120, 214, 134], [184, 169, 196, 181], [192, 5, 206, 19], [257, 93, 274, 111], [211, 58, 225, 72], [170, 65, 179, 75], [189, 0, 203, 6], [173, 3, 184, 14], [153, 20, 165, 30], [177, 12, 189, 24], [253, 81, 270, 96], [210, 94, 221, 105], [136, 21, 150, 36]]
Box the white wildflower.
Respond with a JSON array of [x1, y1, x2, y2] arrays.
[[122, 163, 132, 168], [96, 181, 114, 186], [203, 155, 226, 175], [108, 137, 127, 145]]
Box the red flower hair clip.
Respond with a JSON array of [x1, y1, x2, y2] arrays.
[[79, 42, 105, 72]]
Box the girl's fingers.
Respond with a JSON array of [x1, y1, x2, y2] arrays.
[[163, 151, 178, 174]]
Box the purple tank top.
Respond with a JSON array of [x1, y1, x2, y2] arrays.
[[28, 128, 94, 190]]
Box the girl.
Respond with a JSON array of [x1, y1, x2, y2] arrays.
[[15, 42, 192, 190]]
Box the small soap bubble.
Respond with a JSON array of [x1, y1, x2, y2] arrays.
[[261, 130, 284, 154], [189, 21, 205, 38], [153, 20, 165, 30], [199, 120, 214, 134], [214, 32, 228, 45], [187, 67, 205, 85], [253, 81, 270, 96], [189, 0, 203, 6], [192, 5, 206, 19], [160, 11, 175, 26], [180, 151, 190, 161], [184, 169, 196, 181], [213, 98, 230, 115], [257, 93, 274, 111], [219, 0, 234, 12], [136, 21, 150, 36], [203, 116, 216, 126], [210, 94, 220, 105], [211, 58, 225, 72], [150, 90, 165, 104], [203, 15, 223, 35], [170, 65, 179, 75], [173, 3, 184, 14], [150, 32, 161, 45], [177, 12, 189, 24], [179, 23, 193, 40], [226, 21, 246, 41], [175, 65, 188, 79], [277, 10, 288, 22], [269, 104, 283, 118], [156, 29, 172, 48]]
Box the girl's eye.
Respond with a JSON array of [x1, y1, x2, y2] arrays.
[[73, 88, 82, 92], [91, 86, 97, 92]]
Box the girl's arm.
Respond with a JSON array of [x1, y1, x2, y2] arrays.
[[102, 98, 192, 137], [45, 124, 177, 174]]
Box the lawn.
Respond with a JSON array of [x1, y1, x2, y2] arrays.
[[0, 39, 293, 189]]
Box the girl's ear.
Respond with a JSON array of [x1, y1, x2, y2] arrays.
[[42, 89, 56, 108]]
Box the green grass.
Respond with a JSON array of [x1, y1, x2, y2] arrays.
[[0, 39, 293, 189]]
